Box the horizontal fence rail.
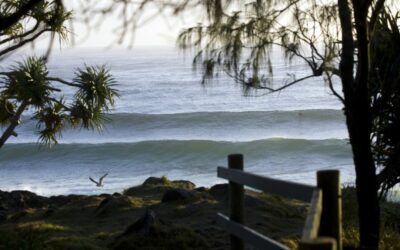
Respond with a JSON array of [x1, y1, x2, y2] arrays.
[[217, 166, 315, 202], [216, 213, 291, 250]]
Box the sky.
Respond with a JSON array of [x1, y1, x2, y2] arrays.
[[71, 14, 183, 48], [58, 3, 204, 49], [25, 1, 247, 50]]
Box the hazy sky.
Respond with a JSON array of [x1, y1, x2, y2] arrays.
[[72, 16, 182, 48], [59, 4, 203, 49]]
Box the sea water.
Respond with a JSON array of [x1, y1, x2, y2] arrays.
[[0, 47, 354, 196]]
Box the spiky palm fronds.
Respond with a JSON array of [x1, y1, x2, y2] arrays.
[[69, 99, 109, 131], [2, 56, 51, 108], [68, 65, 117, 131], [33, 97, 68, 146], [74, 65, 119, 112], [0, 57, 118, 147]]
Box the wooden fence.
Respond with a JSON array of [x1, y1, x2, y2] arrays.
[[216, 154, 342, 250]]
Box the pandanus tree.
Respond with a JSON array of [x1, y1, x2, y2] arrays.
[[0, 57, 118, 147], [0, 0, 119, 147]]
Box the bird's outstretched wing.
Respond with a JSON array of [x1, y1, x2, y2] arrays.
[[89, 177, 99, 185], [99, 173, 108, 183]]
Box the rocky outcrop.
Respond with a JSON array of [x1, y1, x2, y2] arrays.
[[48, 195, 72, 207], [0, 190, 48, 211], [96, 195, 133, 217], [161, 188, 194, 203], [121, 209, 158, 236], [124, 176, 196, 197], [209, 183, 229, 198], [142, 177, 168, 186], [141, 176, 196, 190]]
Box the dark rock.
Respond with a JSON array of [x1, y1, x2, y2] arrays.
[[96, 196, 133, 217], [122, 209, 157, 236], [66, 194, 87, 200], [99, 193, 111, 198], [49, 195, 72, 207], [112, 192, 122, 197], [209, 184, 229, 198], [1, 190, 48, 210], [112, 209, 160, 248], [97, 197, 111, 208], [195, 187, 207, 192], [142, 177, 195, 190], [161, 189, 193, 203], [142, 177, 169, 187], [0, 211, 7, 222]]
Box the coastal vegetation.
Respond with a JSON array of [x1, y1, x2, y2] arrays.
[[0, 1, 119, 148], [0, 176, 399, 249]]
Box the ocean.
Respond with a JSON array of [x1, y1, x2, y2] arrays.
[[0, 47, 354, 196]]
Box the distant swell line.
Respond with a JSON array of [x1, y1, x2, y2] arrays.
[[14, 109, 347, 142], [106, 109, 345, 124], [1, 138, 351, 162], [19, 109, 344, 125]]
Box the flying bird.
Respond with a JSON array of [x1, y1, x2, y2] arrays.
[[89, 173, 108, 187]]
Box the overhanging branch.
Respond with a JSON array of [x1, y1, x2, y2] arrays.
[[0, 0, 43, 30]]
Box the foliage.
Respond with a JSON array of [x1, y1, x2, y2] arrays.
[[370, 10, 400, 196], [177, 1, 341, 95], [0, 0, 70, 59], [342, 186, 400, 250], [0, 1, 119, 148], [0, 57, 118, 146]]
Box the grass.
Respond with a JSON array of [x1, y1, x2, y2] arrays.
[[0, 222, 68, 250], [341, 186, 400, 250], [16, 221, 68, 233], [113, 223, 210, 250]]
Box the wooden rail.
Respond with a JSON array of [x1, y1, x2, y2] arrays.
[[215, 213, 291, 250], [217, 167, 315, 202], [216, 154, 342, 250]]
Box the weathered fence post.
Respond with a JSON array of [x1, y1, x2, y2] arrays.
[[228, 154, 244, 250], [317, 170, 342, 250]]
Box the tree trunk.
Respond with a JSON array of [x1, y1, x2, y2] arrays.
[[0, 101, 28, 148], [352, 2, 380, 248], [339, 0, 380, 248], [345, 105, 380, 250]]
